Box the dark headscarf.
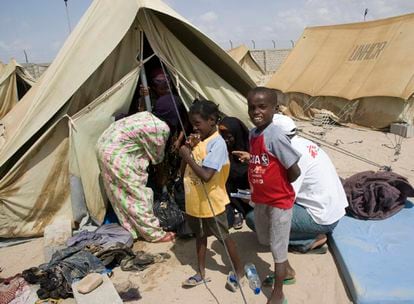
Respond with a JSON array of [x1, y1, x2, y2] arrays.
[[219, 116, 251, 215], [153, 94, 185, 136], [219, 117, 249, 153]]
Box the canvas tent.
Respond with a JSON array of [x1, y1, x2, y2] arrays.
[[0, 59, 35, 119], [267, 13, 414, 129], [228, 45, 266, 85], [0, 0, 255, 237]]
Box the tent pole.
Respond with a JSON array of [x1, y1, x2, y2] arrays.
[[139, 31, 152, 112]]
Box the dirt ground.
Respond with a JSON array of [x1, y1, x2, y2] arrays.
[[1, 121, 413, 304]]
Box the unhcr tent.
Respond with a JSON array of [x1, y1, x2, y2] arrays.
[[0, 59, 35, 119], [0, 0, 255, 237], [228, 45, 266, 85], [267, 13, 414, 129]]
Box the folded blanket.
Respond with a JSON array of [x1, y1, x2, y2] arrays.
[[343, 171, 414, 220]]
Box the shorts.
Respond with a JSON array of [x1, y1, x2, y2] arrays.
[[186, 212, 230, 241], [254, 204, 293, 263]]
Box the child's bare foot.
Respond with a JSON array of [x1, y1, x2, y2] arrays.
[[286, 261, 295, 279], [267, 290, 286, 304]]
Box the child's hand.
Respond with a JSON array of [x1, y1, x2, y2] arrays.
[[171, 138, 181, 152], [139, 85, 150, 97], [179, 145, 192, 159], [185, 133, 201, 148], [232, 151, 250, 163]]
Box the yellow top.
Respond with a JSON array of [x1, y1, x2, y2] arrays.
[[184, 131, 230, 218]]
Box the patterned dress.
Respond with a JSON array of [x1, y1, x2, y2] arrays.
[[96, 111, 170, 241]]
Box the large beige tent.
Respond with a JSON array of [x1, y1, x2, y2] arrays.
[[0, 0, 255, 237], [0, 59, 35, 119], [267, 13, 414, 129], [228, 45, 266, 85]]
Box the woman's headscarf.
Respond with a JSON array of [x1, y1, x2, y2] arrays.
[[219, 116, 250, 195], [219, 116, 249, 152]]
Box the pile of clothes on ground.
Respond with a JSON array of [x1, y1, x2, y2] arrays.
[[0, 224, 169, 303], [343, 170, 414, 220]]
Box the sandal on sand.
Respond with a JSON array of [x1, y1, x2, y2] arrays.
[[233, 213, 243, 230], [289, 244, 328, 254], [182, 274, 211, 287], [226, 271, 246, 292], [155, 232, 175, 243], [262, 274, 296, 287]]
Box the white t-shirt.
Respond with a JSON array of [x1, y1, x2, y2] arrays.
[[291, 136, 348, 225]]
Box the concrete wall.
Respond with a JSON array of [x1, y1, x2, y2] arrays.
[[22, 63, 49, 79], [250, 49, 291, 73]]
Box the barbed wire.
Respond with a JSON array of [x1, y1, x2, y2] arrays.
[[218, 39, 296, 50]]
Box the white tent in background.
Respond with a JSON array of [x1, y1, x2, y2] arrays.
[[0, 0, 255, 237], [0, 59, 35, 119], [228, 45, 266, 85], [267, 13, 414, 129]]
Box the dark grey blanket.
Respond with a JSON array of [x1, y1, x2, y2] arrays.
[[343, 171, 414, 220]]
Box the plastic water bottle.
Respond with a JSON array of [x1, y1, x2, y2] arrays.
[[244, 263, 261, 295]]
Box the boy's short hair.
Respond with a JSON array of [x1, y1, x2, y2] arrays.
[[248, 87, 278, 105]]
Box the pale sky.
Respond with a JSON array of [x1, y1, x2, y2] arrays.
[[0, 0, 413, 63]]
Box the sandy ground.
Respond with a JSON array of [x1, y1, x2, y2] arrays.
[[1, 121, 413, 304]]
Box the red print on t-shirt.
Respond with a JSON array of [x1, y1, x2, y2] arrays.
[[307, 145, 319, 158]]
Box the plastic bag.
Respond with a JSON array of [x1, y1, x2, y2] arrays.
[[153, 193, 185, 231]]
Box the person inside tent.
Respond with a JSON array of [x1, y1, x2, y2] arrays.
[[218, 116, 253, 229], [96, 111, 175, 243], [139, 67, 190, 195], [244, 114, 348, 255], [140, 68, 189, 150]]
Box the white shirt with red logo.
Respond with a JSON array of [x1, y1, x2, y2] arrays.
[[291, 136, 348, 225]]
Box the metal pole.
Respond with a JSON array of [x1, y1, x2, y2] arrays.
[[139, 31, 152, 112], [229, 40, 233, 49], [272, 40, 276, 48], [23, 50, 29, 63], [251, 40, 256, 49], [290, 40, 295, 48], [63, 0, 72, 34]]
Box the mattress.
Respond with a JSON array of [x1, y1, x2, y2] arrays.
[[330, 201, 414, 304]]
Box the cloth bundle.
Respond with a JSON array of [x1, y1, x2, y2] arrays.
[[22, 247, 106, 299], [343, 170, 414, 220], [0, 275, 31, 304], [21, 224, 170, 299], [66, 224, 133, 249]]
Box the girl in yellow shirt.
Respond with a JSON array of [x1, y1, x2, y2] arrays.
[[179, 100, 244, 291]]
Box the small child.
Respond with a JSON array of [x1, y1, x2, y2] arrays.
[[235, 87, 301, 304], [179, 99, 244, 291]]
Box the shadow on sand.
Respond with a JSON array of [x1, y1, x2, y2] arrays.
[[170, 229, 275, 298]]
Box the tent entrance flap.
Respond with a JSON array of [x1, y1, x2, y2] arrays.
[[70, 68, 140, 224]]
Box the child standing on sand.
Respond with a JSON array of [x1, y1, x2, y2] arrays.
[[179, 99, 244, 292], [234, 87, 301, 304]]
